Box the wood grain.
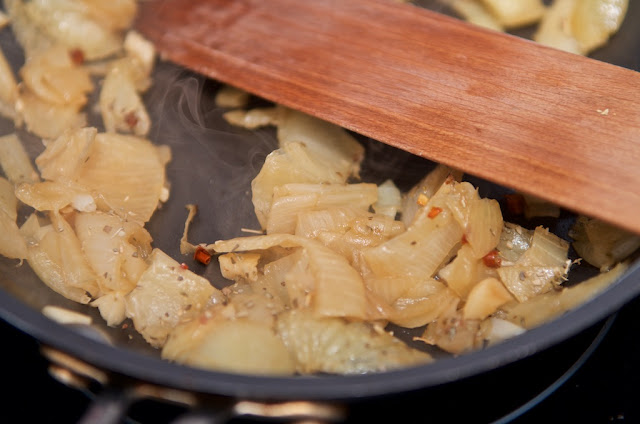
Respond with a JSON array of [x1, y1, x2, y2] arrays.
[[136, 0, 640, 235]]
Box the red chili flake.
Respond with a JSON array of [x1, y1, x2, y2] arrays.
[[121, 323, 129, 329], [69, 49, 85, 65], [504, 193, 525, 216], [482, 249, 502, 268], [428, 206, 443, 219], [180, 262, 189, 270], [124, 111, 139, 129], [194, 245, 212, 265], [461, 234, 468, 244]]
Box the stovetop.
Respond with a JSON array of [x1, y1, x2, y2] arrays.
[[2, 294, 638, 423]]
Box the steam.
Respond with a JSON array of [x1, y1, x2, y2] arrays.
[[144, 61, 278, 262]]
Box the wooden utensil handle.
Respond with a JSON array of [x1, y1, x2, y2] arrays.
[[136, 0, 640, 234]]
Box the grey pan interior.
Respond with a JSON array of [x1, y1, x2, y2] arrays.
[[0, 0, 639, 402]]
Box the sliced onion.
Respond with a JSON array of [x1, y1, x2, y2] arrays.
[[125, 249, 223, 348], [75, 211, 151, 294], [76, 133, 168, 223], [0, 46, 18, 119], [20, 213, 99, 303], [462, 277, 514, 320], [213, 234, 368, 319], [0, 177, 18, 221], [0, 133, 40, 184], [480, 0, 546, 28], [267, 183, 377, 234], [363, 206, 463, 279], [163, 315, 296, 376], [276, 309, 431, 374], [391, 278, 459, 328], [36, 127, 97, 181], [497, 262, 628, 328], [465, 197, 503, 259]]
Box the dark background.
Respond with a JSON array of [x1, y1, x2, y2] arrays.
[[1, 293, 638, 423]]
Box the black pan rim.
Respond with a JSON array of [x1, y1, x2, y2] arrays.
[[1, 259, 638, 401]]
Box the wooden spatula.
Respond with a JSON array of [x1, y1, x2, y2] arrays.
[[135, 0, 640, 235]]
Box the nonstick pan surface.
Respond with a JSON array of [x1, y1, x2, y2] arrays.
[[0, 0, 639, 404]]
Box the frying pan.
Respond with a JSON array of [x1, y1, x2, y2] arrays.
[[0, 1, 639, 422]]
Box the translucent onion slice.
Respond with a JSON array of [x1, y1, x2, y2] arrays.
[[17, 0, 123, 60], [294, 207, 368, 239], [391, 278, 459, 328], [480, 0, 546, 28], [16, 90, 87, 139], [20, 45, 93, 106], [75, 211, 152, 294], [221, 279, 290, 325], [438, 244, 492, 298], [496, 222, 532, 264], [0, 177, 18, 221], [314, 213, 406, 264], [571, 0, 628, 54], [275, 107, 364, 180], [15, 180, 90, 212], [437, 181, 479, 230], [218, 252, 261, 283], [76, 133, 168, 223], [497, 264, 567, 302], [445, 0, 504, 31], [363, 205, 464, 279], [276, 309, 431, 374], [497, 262, 628, 328], [267, 183, 378, 234], [0, 46, 18, 119], [91, 291, 127, 327], [401, 164, 462, 227], [0, 133, 39, 184], [214, 85, 251, 109], [125, 249, 224, 348], [251, 142, 349, 228], [79, 0, 138, 32], [419, 300, 485, 354], [517, 226, 569, 268], [163, 315, 296, 376], [465, 197, 503, 259], [20, 213, 99, 303], [282, 248, 315, 310], [364, 275, 425, 305], [484, 317, 526, 346], [374, 179, 402, 219], [100, 66, 151, 136], [533, 0, 582, 54], [223, 107, 278, 130], [462, 277, 514, 320], [570, 216, 640, 271], [213, 234, 368, 319], [0, 176, 26, 260], [36, 127, 96, 181], [123, 31, 156, 86], [0, 210, 27, 260]]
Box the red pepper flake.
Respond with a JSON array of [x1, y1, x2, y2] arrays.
[[482, 249, 502, 268], [194, 245, 212, 265], [180, 262, 189, 270], [124, 111, 139, 129], [504, 193, 525, 216], [428, 206, 443, 219], [121, 323, 129, 329], [69, 48, 85, 65], [461, 234, 468, 244]]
